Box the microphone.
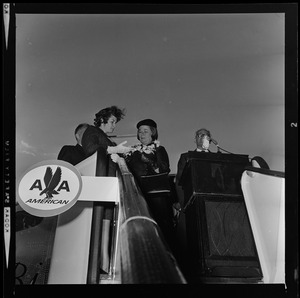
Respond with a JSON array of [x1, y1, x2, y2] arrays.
[[210, 138, 218, 146], [210, 138, 221, 153]]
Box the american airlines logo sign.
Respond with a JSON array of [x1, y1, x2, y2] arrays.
[[18, 160, 82, 217]]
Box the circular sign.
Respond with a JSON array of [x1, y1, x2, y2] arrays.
[[18, 160, 83, 217]]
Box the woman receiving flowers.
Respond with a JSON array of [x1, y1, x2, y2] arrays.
[[124, 118, 170, 179], [121, 118, 180, 253]]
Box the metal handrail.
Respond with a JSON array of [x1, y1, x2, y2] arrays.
[[116, 157, 186, 284], [244, 166, 285, 178]]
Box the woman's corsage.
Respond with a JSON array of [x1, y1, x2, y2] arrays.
[[124, 140, 160, 157]]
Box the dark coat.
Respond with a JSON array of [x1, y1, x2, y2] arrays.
[[81, 125, 117, 177], [125, 144, 174, 249], [57, 144, 86, 166], [125, 144, 170, 178]]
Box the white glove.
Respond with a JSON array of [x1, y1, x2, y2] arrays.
[[110, 153, 121, 163], [107, 141, 133, 154]]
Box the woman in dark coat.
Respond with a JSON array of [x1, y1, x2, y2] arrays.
[[81, 105, 132, 275], [82, 105, 132, 176], [125, 119, 170, 179], [124, 119, 179, 252]]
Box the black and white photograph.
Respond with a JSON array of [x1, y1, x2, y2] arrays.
[[2, 3, 298, 297]]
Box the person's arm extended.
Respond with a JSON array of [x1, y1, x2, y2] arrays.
[[82, 126, 131, 156], [107, 141, 132, 154]]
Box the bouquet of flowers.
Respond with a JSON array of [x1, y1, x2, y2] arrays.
[[124, 140, 160, 157]]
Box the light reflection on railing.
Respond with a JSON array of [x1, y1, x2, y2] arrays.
[[116, 157, 186, 284]]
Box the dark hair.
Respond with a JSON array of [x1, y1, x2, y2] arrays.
[[137, 125, 158, 141], [74, 123, 89, 135], [94, 106, 125, 127]]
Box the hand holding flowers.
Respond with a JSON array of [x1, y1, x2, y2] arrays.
[[124, 140, 160, 157]]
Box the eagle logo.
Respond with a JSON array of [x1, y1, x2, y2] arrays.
[[39, 166, 62, 198]]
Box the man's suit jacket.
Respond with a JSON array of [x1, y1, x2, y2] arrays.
[[57, 144, 86, 166]]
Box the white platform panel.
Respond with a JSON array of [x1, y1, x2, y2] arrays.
[[241, 169, 285, 284]]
